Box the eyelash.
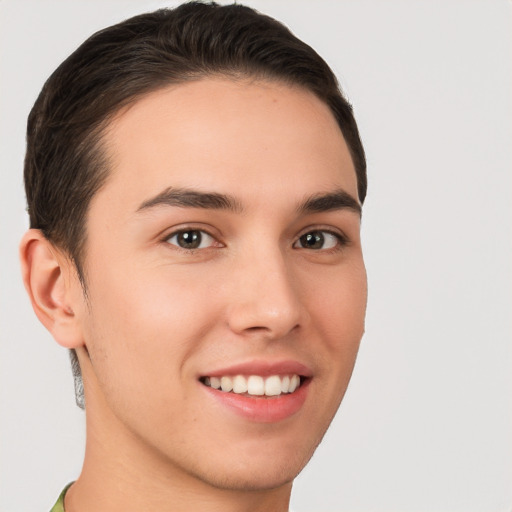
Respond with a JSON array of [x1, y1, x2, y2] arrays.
[[162, 227, 348, 253]]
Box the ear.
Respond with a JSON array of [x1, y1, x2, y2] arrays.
[[19, 229, 85, 349]]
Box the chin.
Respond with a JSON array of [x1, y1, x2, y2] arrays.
[[197, 460, 301, 492], [185, 435, 319, 493]]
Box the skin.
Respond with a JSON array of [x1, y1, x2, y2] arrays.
[[20, 78, 367, 512]]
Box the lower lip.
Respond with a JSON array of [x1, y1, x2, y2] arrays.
[[201, 379, 310, 423]]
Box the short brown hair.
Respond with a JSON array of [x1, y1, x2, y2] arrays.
[[25, 1, 366, 280]]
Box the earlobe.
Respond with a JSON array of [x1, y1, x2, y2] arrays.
[[19, 229, 84, 349]]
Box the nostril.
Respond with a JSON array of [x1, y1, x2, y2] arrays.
[[242, 323, 300, 339], [246, 325, 269, 332]]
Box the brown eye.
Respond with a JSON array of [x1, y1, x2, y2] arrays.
[[294, 230, 341, 250], [166, 230, 215, 250]]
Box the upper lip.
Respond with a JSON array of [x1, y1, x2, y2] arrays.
[[200, 360, 313, 378]]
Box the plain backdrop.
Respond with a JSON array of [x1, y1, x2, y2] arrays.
[[1, 1, 511, 511]]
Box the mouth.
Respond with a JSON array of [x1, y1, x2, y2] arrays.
[[199, 374, 307, 397], [198, 361, 312, 423]]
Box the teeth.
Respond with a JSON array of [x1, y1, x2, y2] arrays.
[[265, 375, 282, 396], [281, 375, 290, 393], [204, 374, 302, 397], [247, 376, 265, 396], [220, 376, 233, 392], [289, 374, 300, 393], [233, 375, 248, 394]]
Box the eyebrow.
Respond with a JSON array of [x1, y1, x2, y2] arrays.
[[137, 187, 243, 213], [297, 190, 361, 216], [136, 186, 361, 216]]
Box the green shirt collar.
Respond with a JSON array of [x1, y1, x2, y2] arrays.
[[49, 483, 73, 512]]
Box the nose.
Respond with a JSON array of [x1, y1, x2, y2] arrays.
[[226, 247, 305, 340]]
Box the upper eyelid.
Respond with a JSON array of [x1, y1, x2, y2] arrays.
[[161, 224, 220, 241], [295, 229, 346, 242], [295, 225, 348, 241], [166, 228, 215, 239]]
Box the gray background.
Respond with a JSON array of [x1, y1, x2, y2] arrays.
[[1, 1, 511, 511]]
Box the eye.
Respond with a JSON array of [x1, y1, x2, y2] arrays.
[[165, 229, 217, 250], [294, 230, 343, 250]]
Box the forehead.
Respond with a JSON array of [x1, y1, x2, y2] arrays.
[[97, 78, 358, 213]]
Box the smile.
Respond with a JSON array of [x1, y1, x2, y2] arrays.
[[198, 360, 312, 422], [201, 374, 302, 397]]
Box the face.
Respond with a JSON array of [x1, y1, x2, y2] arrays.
[[75, 78, 367, 491]]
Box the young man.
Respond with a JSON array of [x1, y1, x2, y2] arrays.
[[20, 2, 367, 511]]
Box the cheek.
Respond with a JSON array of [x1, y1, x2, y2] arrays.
[[82, 265, 221, 399], [310, 259, 367, 342], [306, 259, 367, 401]]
